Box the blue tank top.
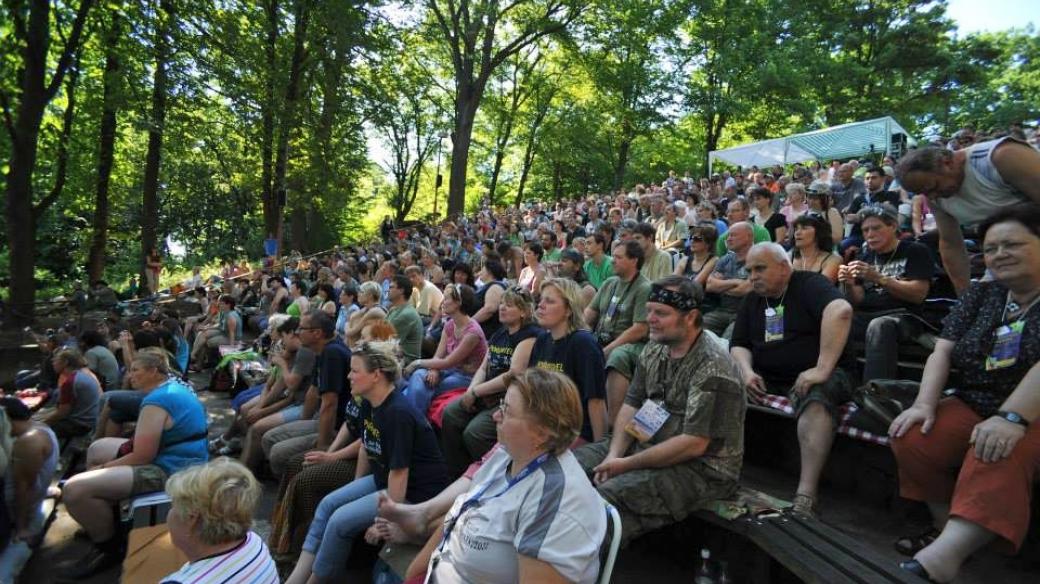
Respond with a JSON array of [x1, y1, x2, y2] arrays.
[[141, 380, 208, 474]]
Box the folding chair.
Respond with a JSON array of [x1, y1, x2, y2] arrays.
[[599, 499, 622, 584]]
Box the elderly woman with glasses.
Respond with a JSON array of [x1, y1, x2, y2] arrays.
[[674, 224, 719, 288], [425, 368, 607, 584], [889, 204, 1040, 583], [403, 284, 489, 415], [163, 458, 278, 583], [440, 287, 541, 476]]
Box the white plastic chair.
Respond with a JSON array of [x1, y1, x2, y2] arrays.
[[121, 491, 172, 528], [599, 499, 622, 584]]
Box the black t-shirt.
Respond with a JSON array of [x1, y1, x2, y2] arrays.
[[856, 239, 933, 312], [486, 324, 541, 380], [475, 281, 506, 338], [758, 213, 788, 242], [731, 271, 845, 384], [361, 390, 448, 503], [847, 191, 902, 238], [528, 329, 606, 441], [317, 338, 352, 426]]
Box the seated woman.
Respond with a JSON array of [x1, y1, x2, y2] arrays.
[[286, 280, 311, 318], [440, 287, 540, 476], [44, 348, 102, 441], [806, 182, 844, 247], [674, 223, 719, 288], [889, 203, 1040, 584], [61, 349, 208, 578], [313, 283, 337, 318], [345, 281, 387, 348], [188, 294, 241, 371], [162, 458, 278, 583], [789, 213, 842, 284], [334, 284, 360, 341], [529, 278, 608, 443], [284, 343, 448, 584], [422, 368, 607, 583], [517, 242, 548, 296], [403, 284, 488, 415]]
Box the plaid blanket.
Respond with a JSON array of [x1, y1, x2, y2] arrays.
[[754, 394, 891, 447]]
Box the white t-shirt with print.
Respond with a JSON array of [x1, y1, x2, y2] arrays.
[[428, 448, 606, 584]]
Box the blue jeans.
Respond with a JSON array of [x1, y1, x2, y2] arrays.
[[231, 384, 265, 413], [404, 368, 473, 415], [304, 474, 379, 581], [103, 389, 145, 424]]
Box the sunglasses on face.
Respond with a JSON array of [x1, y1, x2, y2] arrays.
[[690, 235, 705, 242]]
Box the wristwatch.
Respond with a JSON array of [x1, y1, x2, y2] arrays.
[[996, 410, 1030, 428]]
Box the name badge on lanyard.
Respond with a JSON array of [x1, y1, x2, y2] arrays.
[[625, 400, 670, 442], [765, 305, 785, 343], [986, 321, 1024, 371]]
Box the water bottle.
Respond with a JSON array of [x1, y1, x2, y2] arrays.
[[694, 547, 716, 584], [718, 560, 732, 584]]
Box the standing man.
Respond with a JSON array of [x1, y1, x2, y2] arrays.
[[387, 274, 424, 365], [730, 243, 853, 517], [585, 240, 652, 423], [896, 139, 1040, 293], [575, 277, 745, 544]]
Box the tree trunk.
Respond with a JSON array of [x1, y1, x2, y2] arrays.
[[2, 0, 93, 326], [447, 91, 480, 216], [613, 134, 632, 191], [260, 0, 280, 244], [272, 0, 311, 251], [87, 6, 123, 282], [140, 0, 174, 293]]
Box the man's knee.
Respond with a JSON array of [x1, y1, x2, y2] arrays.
[[865, 314, 899, 341]]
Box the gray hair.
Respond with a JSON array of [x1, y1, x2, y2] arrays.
[[749, 242, 793, 266], [785, 182, 806, 198]]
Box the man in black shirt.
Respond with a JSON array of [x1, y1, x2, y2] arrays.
[[840, 205, 932, 382], [730, 243, 853, 517]]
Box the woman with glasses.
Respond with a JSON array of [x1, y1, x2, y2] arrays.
[[806, 182, 844, 246], [674, 224, 719, 288], [889, 204, 1040, 583], [789, 214, 842, 284], [529, 278, 608, 443], [440, 287, 540, 476], [403, 284, 488, 415], [425, 368, 606, 584], [285, 343, 448, 584]]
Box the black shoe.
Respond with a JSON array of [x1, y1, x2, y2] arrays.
[[59, 544, 123, 580], [899, 559, 939, 583]]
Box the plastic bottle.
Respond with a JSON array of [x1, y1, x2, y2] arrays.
[[694, 548, 716, 584], [717, 560, 732, 584]]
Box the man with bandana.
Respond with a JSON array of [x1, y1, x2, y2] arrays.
[[575, 276, 746, 544]]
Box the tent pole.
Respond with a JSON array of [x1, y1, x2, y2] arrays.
[[783, 140, 790, 167], [885, 119, 892, 158], [708, 154, 713, 177]]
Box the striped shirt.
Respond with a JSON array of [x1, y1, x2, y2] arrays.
[[161, 531, 278, 584]]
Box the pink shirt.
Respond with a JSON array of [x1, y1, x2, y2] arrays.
[[443, 318, 488, 375]]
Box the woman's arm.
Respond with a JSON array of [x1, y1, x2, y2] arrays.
[[226, 314, 239, 345], [354, 444, 371, 479], [889, 339, 953, 437], [473, 285, 503, 324], [474, 338, 536, 398], [694, 257, 718, 288], [422, 334, 481, 371], [672, 256, 688, 276], [775, 224, 788, 244], [828, 208, 844, 245], [518, 556, 570, 584], [998, 360, 1040, 423], [101, 405, 168, 468], [386, 468, 409, 503]]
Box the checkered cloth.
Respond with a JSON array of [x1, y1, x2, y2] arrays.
[[754, 394, 891, 446]]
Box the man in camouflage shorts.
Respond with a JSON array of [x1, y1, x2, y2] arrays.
[[576, 276, 746, 544]]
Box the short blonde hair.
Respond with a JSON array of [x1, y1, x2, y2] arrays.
[[165, 458, 260, 546], [135, 347, 170, 375], [503, 368, 582, 454], [358, 281, 382, 304], [539, 278, 588, 333]]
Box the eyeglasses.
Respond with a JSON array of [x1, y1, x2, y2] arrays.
[[690, 235, 705, 242]]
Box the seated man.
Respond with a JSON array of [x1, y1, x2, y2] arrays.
[[632, 222, 673, 281], [584, 240, 652, 424], [730, 243, 853, 517], [0, 397, 59, 584], [45, 348, 102, 441], [839, 205, 932, 382], [704, 222, 754, 337], [575, 276, 746, 544]]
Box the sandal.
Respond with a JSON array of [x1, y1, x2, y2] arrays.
[[894, 526, 940, 556], [789, 493, 818, 518]]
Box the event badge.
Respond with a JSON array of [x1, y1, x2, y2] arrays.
[[625, 400, 670, 442], [986, 321, 1024, 370], [764, 306, 785, 343], [605, 294, 620, 321]]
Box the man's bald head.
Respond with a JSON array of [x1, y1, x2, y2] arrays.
[[726, 222, 754, 253]]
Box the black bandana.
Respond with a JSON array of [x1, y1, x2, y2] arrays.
[[648, 284, 699, 312]]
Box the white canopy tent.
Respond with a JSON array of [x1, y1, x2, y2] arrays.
[[708, 117, 916, 174]]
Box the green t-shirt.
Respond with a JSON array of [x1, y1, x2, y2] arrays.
[[543, 248, 562, 262], [386, 303, 424, 365], [589, 273, 651, 342], [716, 223, 771, 256], [584, 256, 615, 290]]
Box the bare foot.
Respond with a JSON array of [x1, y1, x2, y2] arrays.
[[376, 491, 430, 542]]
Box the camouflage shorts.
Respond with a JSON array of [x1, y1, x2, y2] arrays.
[[130, 464, 168, 495]]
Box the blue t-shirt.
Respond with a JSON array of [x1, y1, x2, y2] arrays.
[[360, 390, 448, 503], [528, 329, 606, 441], [174, 336, 190, 372], [141, 380, 208, 475]]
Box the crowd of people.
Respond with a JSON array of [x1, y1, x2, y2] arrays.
[[1, 128, 1038, 584]]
